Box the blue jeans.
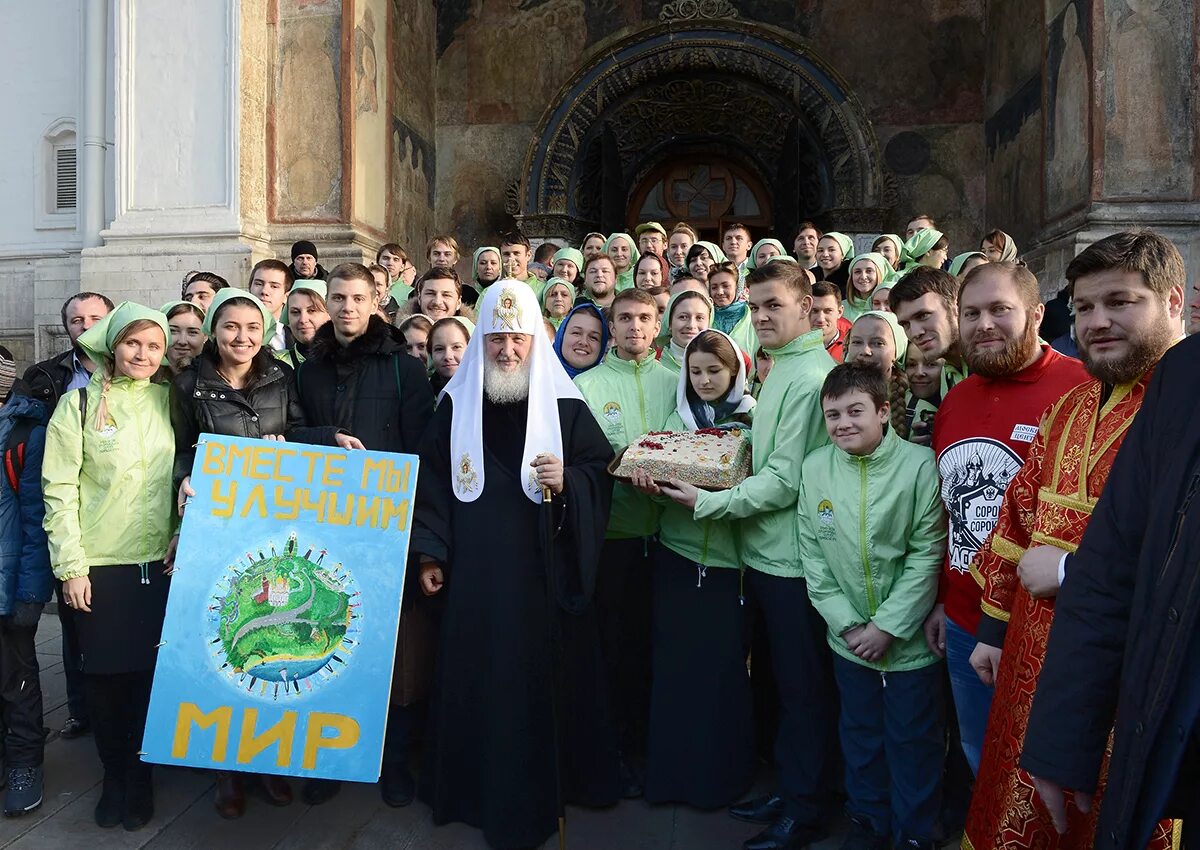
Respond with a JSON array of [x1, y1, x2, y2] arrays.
[[945, 618, 993, 775], [832, 656, 944, 842]]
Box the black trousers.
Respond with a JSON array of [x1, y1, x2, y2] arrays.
[[594, 537, 654, 758], [746, 569, 840, 825], [0, 620, 45, 767], [55, 582, 88, 721], [85, 672, 153, 775]]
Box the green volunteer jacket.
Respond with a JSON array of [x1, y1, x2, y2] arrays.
[[656, 411, 746, 568], [798, 427, 946, 672], [574, 350, 677, 539], [693, 329, 833, 577], [42, 374, 176, 580]]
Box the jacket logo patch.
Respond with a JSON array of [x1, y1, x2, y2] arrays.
[[602, 402, 622, 426], [816, 499, 836, 540]]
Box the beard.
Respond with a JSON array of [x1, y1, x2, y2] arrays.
[[964, 312, 1042, 378], [483, 358, 531, 404], [1079, 315, 1176, 385]]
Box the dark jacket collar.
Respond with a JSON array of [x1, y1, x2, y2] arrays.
[[308, 315, 403, 364]]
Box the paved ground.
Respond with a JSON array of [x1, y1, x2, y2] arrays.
[[0, 613, 858, 850]]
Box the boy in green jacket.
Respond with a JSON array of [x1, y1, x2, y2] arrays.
[[657, 260, 838, 850], [574, 287, 676, 790], [799, 363, 946, 850]]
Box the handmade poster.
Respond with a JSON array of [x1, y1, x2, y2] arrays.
[[141, 434, 418, 782]]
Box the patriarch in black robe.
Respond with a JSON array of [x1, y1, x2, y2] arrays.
[[412, 280, 620, 849]]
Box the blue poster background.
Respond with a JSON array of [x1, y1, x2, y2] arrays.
[[141, 434, 418, 782]]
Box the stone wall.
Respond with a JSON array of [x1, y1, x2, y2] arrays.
[[433, 0, 989, 253]]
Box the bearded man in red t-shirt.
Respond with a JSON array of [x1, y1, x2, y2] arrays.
[[927, 262, 1088, 781]]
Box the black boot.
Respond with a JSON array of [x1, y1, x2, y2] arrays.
[[379, 704, 416, 807], [122, 764, 154, 832], [744, 816, 829, 850], [94, 772, 125, 828]]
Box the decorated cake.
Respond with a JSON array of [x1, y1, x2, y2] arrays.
[[612, 429, 752, 491]]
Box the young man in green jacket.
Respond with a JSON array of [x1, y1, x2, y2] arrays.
[[574, 288, 676, 793], [657, 260, 838, 850], [799, 364, 947, 850]]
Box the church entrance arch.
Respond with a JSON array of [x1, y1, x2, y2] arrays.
[[517, 20, 891, 245]]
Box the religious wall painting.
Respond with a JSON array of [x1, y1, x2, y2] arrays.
[[439, 125, 532, 250], [389, 121, 436, 252], [985, 75, 1043, 246], [1044, 0, 1091, 218], [1103, 0, 1193, 197], [438, 0, 589, 125], [985, 0, 1044, 116], [353, 0, 388, 231], [389, 0, 436, 138], [275, 9, 343, 220]]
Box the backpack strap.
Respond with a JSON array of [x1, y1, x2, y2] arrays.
[[3, 419, 35, 495], [77, 386, 88, 429]]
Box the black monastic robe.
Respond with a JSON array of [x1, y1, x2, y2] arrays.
[[412, 395, 620, 850]]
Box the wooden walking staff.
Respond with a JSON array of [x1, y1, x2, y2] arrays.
[[540, 483, 567, 850]]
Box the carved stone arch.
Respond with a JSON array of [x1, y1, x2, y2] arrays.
[[517, 20, 888, 241]]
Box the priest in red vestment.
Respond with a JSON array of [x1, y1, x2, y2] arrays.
[[963, 231, 1187, 850]]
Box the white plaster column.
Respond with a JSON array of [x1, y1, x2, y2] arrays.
[[80, 0, 255, 304]]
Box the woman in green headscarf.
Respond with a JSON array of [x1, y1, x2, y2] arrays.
[[949, 251, 989, 279], [278, 280, 330, 368], [844, 253, 890, 322], [845, 310, 912, 440], [746, 238, 789, 271], [660, 289, 714, 373], [872, 234, 906, 271], [604, 233, 640, 292], [685, 241, 727, 285], [160, 300, 206, 375], [981, 229, 1019, 263], [903, 229, 949, 269], [706, 261, 757, 363], [42, 302, 175, 831], [550, 246, 584, 286], [540, 277, 576, 330], [581, 232, 607, 261], [816, 232, 855, 291], [471, 246, 502, 299]]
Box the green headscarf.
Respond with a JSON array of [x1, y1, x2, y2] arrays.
[[201, 287, 277, 341], [692, 240, 728, 264], [551, 247, 585, 278], [289, 279, 328, 302], [472, 246, 502, 284], [603, 233, 641, 266], [851, 309, 909, 365], [76, 301, 170, 366], [159, 300, 205, 321], [873, 234, 905, 268], [746, 238, 790, 270], [824, 232, 856, 262], [540, 277, 577, 329], [847, 253, 891, 310], [949, 251, 988, 277], [870, 281, 896, 307], [903, 229, 945, 264], [450, 316, 475, 336]]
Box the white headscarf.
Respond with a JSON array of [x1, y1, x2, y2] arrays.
[[441, 279, 583, 504], [676, 328, 756, 430]]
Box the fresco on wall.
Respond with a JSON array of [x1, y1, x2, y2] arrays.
[[437, 0, 589, 125], [354, 0, 387, 231], [390, 123, 435, 252], [985, 76, 1043, 247], [1104, 0, 1192, 197], [390, 0, 436, 139], [275, 7, 343, 220], [1045, 0, 1091, 218]]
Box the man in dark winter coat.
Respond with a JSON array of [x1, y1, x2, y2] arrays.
[[19, 292, 113, 743], [293, 263, 435, 809], [288, 240, 329, 282], [1022, 333, 1200, 850]]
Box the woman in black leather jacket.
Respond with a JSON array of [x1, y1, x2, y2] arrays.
[[168, 287, 357, 819]]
